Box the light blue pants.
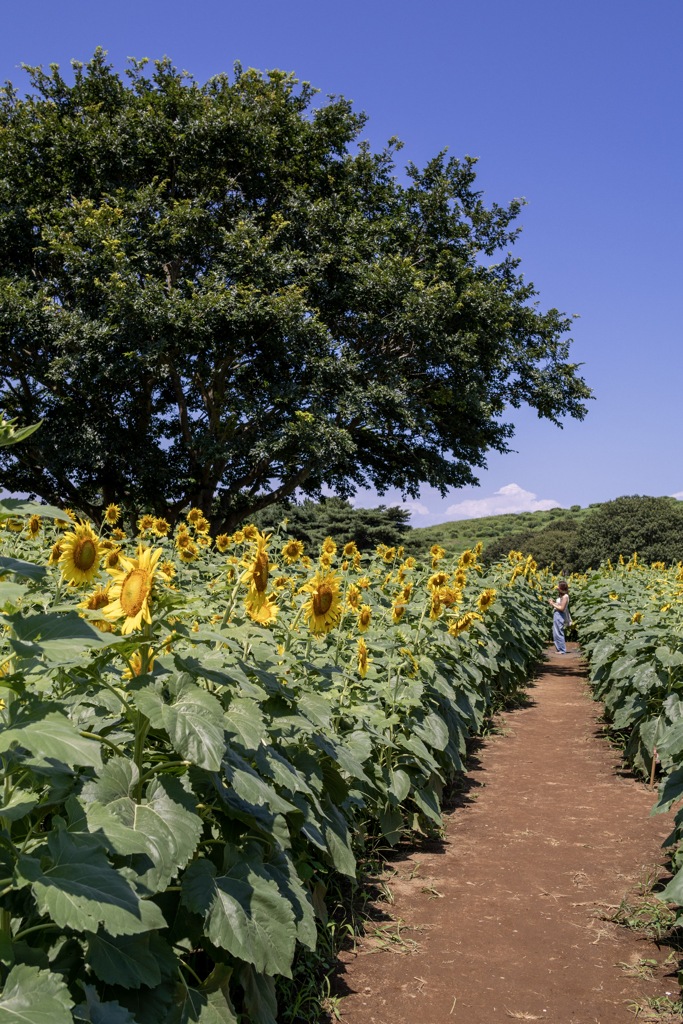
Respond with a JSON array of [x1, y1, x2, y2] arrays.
[[553, 611, 566, 653]]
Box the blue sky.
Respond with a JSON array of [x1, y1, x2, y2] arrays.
[[3, 0, 681, 524]]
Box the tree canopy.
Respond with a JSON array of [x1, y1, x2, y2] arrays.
[[0, 51, 591, 530], [252, 497, 411, 552]]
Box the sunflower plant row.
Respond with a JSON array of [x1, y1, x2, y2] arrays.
[[0, 504, 548, 1024], [572, 557, 683, 914]]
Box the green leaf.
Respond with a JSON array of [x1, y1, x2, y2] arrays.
[[74, 985, 140, 1023], [16, 826, 166, 937], [0, 964, 72, 1024], [0, 582, 28, 610], [130, 675, 226, 770], [0, 500, 66, 521], [86, 777, 203, 894], [181, 857, 297, 977], [0, 557, 46, 582], [0, 711, 102, 768], [7, 611, 116, 663], [168, 986, 238, 1024], [86, 932, 172, 989], [0, 791, 38, 822], [236, 966, 277, 1024]]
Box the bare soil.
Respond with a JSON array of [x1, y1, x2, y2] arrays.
[[335, 645, 681, 1024]]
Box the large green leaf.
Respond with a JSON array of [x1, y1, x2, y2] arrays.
[[86, 932, 175, 989], [236, 966, 277, 1024], [86, 777, 203, 894], [0, 711, 102, 768], [181, 857, 297, 977], [0, 499, 66, 521], [130, 675, 226, 770], [0, 964, 72, 1024], [16, 827, 165, 936], [7, 611, 120, 663], [168, 986, 238, 1024], [74, 986, 140, 1023], [0, 557, 46, 582]]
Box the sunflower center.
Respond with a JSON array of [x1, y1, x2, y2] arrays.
[[253, 553, 269, 593], [74, 539, 97, 571], [120, 569, 149, 617], [313, 586, 334, 616]]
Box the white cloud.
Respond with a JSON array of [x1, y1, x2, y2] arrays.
[[390, 500, 431, 517], [447, 483, 562, 519], [672, 492, 683, 500]]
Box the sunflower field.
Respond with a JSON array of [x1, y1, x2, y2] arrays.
[[573, 558, 683, 928], [0, 487, 549, 1023]]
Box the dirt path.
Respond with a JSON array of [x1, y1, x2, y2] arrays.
[[336, 645, 679, 1024]]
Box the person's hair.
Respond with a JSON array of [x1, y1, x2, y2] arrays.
[[557, 580, 569, 594]]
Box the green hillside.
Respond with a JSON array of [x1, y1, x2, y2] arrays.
[[408, 504, 591, 560]]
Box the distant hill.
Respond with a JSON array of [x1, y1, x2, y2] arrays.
[[408, 504, 591, 560]]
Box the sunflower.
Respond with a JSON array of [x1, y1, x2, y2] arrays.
[[27, 514, 41, 538], [508, 550, 523, 564], [176, 532, 192, 550], [48, 540, 63, 565], [474, 542, 483, 558], [242, 524, 259, 541], [215, 534, 231, 553], [428, 571, 448, 591], [430, 544, 445, 560], [241, 535, 271, 594], [399, 646, 419, 678], [439, 586, 461, 608], [448, 611, 482, 638], [104, 504, 121, 525], [186, 507, 204, 526], [346, 583, 362, 610], [319, 552, 333, 569], [608, 592, 619, 601], [429, 592, 443, 620], [160, 560, 177, 579], [194, 516, 211, 535], [122, 649, 156, 680], [137, 514, 155, 534], [196, 534, 212, 548], [282, 539, 304, 564], [301, 571, 343, 635], [631, 611, 643, 623], [232, 530, 245, 544], [343, 541, 359, 558], [153, 517, 170, 537], [321, 536, 337, 557], [458, 549, 477, 569], [401, 582, 413, 601], [357, 604, 372, 632], [357, 638, 371, 678], [402, 557, 416, 570], [382, 547, 396, 564], [244, 589, 279, 625], [391, 601, 406, 624], [476, 588, 497, 613], [59, 522, 101, 585], [357, 576, 370, 589], [78, 584, 114, 632], [103, 545, 163, 634], [178, 542, 199, 563], [104, 547, 122, 570], [112, 528, 127, 541], [453, 569, 467, 589]]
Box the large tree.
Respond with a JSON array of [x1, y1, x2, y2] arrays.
[[0, 51, 591, 530]]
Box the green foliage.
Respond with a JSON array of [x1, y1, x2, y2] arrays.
[[252, 498, 410, 552], [0, 52, 590, 529], [0, 500, 548, 1021], [484, 517, 583, 572], [575, 496, 683, 568]]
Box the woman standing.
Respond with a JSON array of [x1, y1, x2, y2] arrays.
[[548, 580, 570, 654]]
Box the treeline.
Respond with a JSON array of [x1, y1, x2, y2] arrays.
[[248, 495, 683, 570], [483, 496, 683, 571], [251, 497, 411, 552]]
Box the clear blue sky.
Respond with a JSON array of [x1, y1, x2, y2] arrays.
[[3, 0, 681, 524]]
